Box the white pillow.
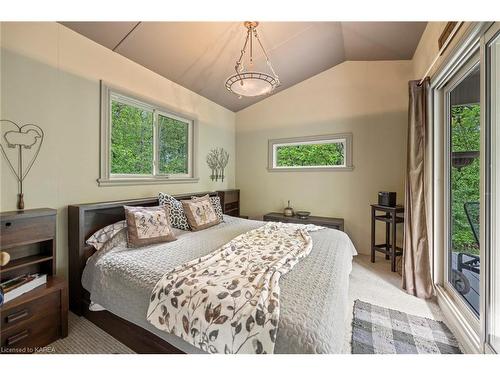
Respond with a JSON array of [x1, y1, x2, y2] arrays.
[[86, 220, 127, 251]]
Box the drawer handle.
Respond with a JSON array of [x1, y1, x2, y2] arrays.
[[7, 329, 29, 346], [6, 309, 29, 323]]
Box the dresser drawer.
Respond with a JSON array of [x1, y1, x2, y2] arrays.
[[1, 288, 61, 352], [1, 290, 59, 332], [1, 311, 61, 351], [1, 215, 56, 248]]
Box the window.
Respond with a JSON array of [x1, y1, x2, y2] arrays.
[[446, 63, 481, 317], [268, 133, 353, 171], [99, 83, 196, 186], [110, 99, 154, 175]]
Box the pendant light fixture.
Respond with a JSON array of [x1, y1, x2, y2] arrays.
[[225, 21, 280, 98]]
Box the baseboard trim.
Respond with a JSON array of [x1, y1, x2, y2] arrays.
[[436, 285, 481, 353]]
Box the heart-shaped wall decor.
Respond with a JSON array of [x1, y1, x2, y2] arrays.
[[0, 119, 44, 209]]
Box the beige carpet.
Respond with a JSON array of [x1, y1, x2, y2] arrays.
[[342, 254, 444, 353], [45, 312, 134, 354], [45, 254, 444, 354]]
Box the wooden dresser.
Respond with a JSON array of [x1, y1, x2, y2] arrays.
[[216, 189, 240, 217], [263, 212, 344, 231], [0, 209, 68, 353]]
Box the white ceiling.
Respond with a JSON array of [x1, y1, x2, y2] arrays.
[[60, 22, 426, 112]]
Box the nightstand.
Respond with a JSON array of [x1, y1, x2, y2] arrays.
[[263, 212, 344, 231], [0, 209, 68, 353], [370, 204, 404, 272], [216, 189, 240, 217]]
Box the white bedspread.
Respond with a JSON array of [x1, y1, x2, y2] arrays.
[[146, 222, 323, 354], [81, 216, 357, 353]]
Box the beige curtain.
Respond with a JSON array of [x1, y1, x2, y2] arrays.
[[402, 78, 435, 299]]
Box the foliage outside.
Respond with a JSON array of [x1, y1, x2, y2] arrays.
[[158, 114, 189, 174], [451, 104, 480, 255], [111, 101, 189, 176], [276, 142, 345, 167]]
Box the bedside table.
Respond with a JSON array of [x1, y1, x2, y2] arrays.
[[263, 212, 344, 231], [0, 208, 68, 353], [216, 189, 240, 217], [1, 276, 68, 352], [370, 204, 404, 272]]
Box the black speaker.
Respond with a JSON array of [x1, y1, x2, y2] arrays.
[[378, 192, 397, 207]]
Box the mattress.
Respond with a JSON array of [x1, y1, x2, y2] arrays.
[[81, 216, 357, 353]]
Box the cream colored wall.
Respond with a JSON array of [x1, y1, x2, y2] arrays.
[[413, 22, 473, 79], [0, 21, 466, 267], [0, 22, 236, 275], [235, 60, 413, 254]]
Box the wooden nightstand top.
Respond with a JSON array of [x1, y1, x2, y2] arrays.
[[1, 208, 56, 221], [370, 204, 404, 212], [263, 212, 344, 231]]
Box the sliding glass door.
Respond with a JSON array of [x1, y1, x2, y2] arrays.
[[435, 22, 500, 353], [486, 22, 500, 353], [444, 54, 481, 317]]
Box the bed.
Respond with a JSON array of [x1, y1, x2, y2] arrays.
[[68, 192, 357, 354]]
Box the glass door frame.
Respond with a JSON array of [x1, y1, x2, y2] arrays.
[[431, 22, 493, 353], [442, 51, 481, 326], [483, 21, 500, 354]]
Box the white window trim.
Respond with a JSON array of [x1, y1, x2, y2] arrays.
[[430, 22, 495, 354], [98, 82, 198, 186], [267, 133, 353, 172]]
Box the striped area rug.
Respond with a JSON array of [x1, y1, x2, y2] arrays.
[[351, 300, 461, 354]]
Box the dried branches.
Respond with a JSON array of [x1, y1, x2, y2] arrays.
[[207, 148, 229, 182]]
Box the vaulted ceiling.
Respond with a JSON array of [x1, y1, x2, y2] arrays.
[[60, 22, 426, 112]]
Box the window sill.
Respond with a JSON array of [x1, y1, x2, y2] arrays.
[[97, 177, 200, 187], [267, 166, 354, 172]]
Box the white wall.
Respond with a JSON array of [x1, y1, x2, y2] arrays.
[[0, 22, 236, 275], [235, 60, 413, 254]]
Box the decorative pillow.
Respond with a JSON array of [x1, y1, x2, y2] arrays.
[[182, 195, 220, 231], [124, 206, 177, 247], [191, 195, 224, 222], [86, 220, 127, 251], [158, 192, 191, 230]]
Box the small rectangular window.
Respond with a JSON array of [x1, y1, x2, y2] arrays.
[[268, 134, 353, 172], [99, 83, 197, 186]]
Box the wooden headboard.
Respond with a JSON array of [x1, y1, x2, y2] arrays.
[[67, 191, 218, 315]]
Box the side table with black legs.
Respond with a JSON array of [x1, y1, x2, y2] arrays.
[[370, 204, 404, 272]]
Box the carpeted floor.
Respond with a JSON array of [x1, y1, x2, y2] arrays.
[[342, 254, 446, 353], [44, 254, 451, 354], [44, 312, 134, 354]]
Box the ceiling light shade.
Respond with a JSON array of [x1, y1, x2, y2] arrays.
[[225, 22, 280, 98], [225, 72, 278, 96]]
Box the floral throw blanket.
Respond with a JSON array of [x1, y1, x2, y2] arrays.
[[146, 222, 324, 354]]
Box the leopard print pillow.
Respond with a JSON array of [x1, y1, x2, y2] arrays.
[[158, 192, 191, 231], [210, 196, 224, 222]]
